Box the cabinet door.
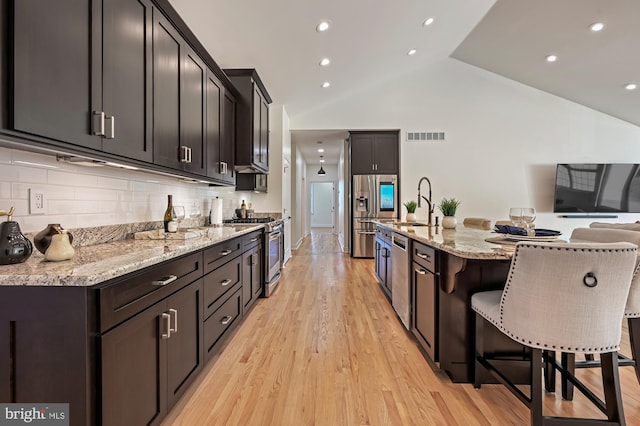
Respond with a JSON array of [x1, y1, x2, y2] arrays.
[[102, 0, 153, 162], [252, 86, 262, 168], [166, 280, 204, 408], [206, 71, 223, 180], [12, 0, 101, 149], [242, 250, 253, 312], [220, 92, 236, 184], [350, 134, 374, 174], [412, 261, 438, 361], [374, 239, 384, 284], [260, 97, 269, 170], [372, 133, 399, 174], [384, 244, 393, 295], [181, 47, 206, 174], [251, 244, 263, 300], [153, 12, 182, 169], [101, 302, 167, 426]]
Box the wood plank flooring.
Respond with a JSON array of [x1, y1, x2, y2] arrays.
[[162, 233, 640, 425]]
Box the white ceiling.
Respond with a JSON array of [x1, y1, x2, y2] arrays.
[[169, 0, 639, 165]]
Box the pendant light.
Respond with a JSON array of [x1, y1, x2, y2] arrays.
[[317, 155, 326, 175]]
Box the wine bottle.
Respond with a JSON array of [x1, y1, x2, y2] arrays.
[[164, 195, 177, 233], [241, 199, 247, 219]]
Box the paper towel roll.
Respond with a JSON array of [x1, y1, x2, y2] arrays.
[[210, 198, 223, 226]]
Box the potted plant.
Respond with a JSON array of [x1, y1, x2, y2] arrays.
[[403, 201, 418, 222], [438, 198, 460, 229]]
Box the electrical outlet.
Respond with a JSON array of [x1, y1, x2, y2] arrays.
[[29, 188, 46, 214]]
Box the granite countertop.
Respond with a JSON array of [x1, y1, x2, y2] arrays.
[[0, 224, 264, 287], [375, 221, 545, 260]]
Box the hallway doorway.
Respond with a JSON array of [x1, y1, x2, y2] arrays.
[[310, 182, 335, 229]]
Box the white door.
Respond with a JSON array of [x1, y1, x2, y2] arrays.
[[311, 182, 334, 227], [283, 157, 292, 264]]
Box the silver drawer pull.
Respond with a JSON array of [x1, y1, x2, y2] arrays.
[[105, 115, 115, 139], [249, 237, 259, 242], [221, 315, 233, 325], [161, 313, 171, 339], [169, 308, 178, 333], [152, 275, 177, 286], [220, 279, 232, 286], [415, 268, 427, 275], [220, 249, 232, 256], [416, 252, 431, 260], [92, 111, 105, 136]]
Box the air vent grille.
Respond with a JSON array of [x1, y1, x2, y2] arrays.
[[406, 131, 445, 141]]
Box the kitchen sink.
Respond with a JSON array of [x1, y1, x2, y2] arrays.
[[394, 222, 429, 227]]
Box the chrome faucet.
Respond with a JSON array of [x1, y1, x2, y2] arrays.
[[417, 177, 434, 227]]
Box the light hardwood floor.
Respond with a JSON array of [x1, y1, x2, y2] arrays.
[[163, 233, 640, 425]]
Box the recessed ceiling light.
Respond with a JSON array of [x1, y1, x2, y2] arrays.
[[407, 49, 417, 56], [322, 81, 331, 88], [546, 54, 557, 62], [319, 58, 331, 67], [316, 21, 331, 32], [590, 22, 605, 32], [318, 148, 325, 153], [423, 17, 434, 27], [625, 83, 637, 91]]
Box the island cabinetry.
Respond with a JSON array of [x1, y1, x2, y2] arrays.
[[224, 69, 272, 173], [411, 242, 438, 362], [349, 131, 399, 175], [99, 251, 204, 425], [12, 0, 154, 161], [374, 225, 393, 298]]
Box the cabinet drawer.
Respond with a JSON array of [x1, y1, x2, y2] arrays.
[[413, 242, 436, 271], [204, 255, 241, 318], [204, 238, 242, 273], [204, 288, 242, 360], [242, 230, 263, 250], [99, 252, 203, 332]]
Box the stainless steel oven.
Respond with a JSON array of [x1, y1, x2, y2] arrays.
[[264, 221, 283, 296]]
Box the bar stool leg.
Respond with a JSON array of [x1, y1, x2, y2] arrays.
[[530, 348, 543, 426], [601, 352, 625, 425], [561, 352, 575, 400], [474, 313, 485, 389], [544, 350, 556, 392], [629, 317, 640, 384]]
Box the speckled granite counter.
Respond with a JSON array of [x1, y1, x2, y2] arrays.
[[0, 224, 263, 287], [375, 221, 517, 260]]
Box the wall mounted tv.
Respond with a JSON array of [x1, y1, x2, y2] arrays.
[[553, 163, 640, 213]]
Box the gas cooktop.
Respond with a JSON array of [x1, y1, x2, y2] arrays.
[[224, 217, 275, 224]]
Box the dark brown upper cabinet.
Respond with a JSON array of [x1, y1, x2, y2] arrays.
[[153, 14, 206, 175], [206, 70, 235, 185], [224, 69, 272, 174], [12, 0, 154, 162], [350, 131, 399, 175]]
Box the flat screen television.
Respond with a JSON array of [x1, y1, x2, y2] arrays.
[[553, 163, 640, 213]]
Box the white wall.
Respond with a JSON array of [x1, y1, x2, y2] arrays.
[[0, 146, 244, 233], [291, 58, 640, 236], [338, 140, 349, 252], [290, 145, 306, 249]]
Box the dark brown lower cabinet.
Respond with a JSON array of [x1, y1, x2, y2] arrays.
[[101, 279, 203, 426], [242, 242, 262, 313], [412, 261, 438, 362]]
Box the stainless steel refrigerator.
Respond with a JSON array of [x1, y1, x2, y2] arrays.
[[351, 174, 398, 258]]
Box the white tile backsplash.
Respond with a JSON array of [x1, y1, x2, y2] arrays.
[[0, 147, 234, 232]]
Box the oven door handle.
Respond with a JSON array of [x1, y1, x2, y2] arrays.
[[269, 232, 282, 241]]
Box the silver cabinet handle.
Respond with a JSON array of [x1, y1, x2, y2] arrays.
[[92, 111, 105, 136], [220, 278, 232, 286], [249, 237, 259, 242], [220, 162, 228, 175], [169, 308, 178, 333], [180, 146, 190, 163], [221, 315, 232, 325], [188, 147, 192, 163], [416, 252, 431, 260], [251, 254, 258, 266], [105, 115, 115, 139], [220, 249, 232, 256], [161, 313, 171, 339], [415, 268, 427, 275], [152, 275, 177, 286]]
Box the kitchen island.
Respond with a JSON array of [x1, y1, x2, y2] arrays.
[[0, 224, 265, 426], [374, 221, 548, 383]]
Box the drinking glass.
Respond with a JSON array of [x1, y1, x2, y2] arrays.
[[522, 208, 536, 236], [509, 208, 523, 227], [173, 206, 186, 228]]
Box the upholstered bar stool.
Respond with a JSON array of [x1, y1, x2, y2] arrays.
[[555, 228, 640, 400], [472, 241, 637, 426]]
